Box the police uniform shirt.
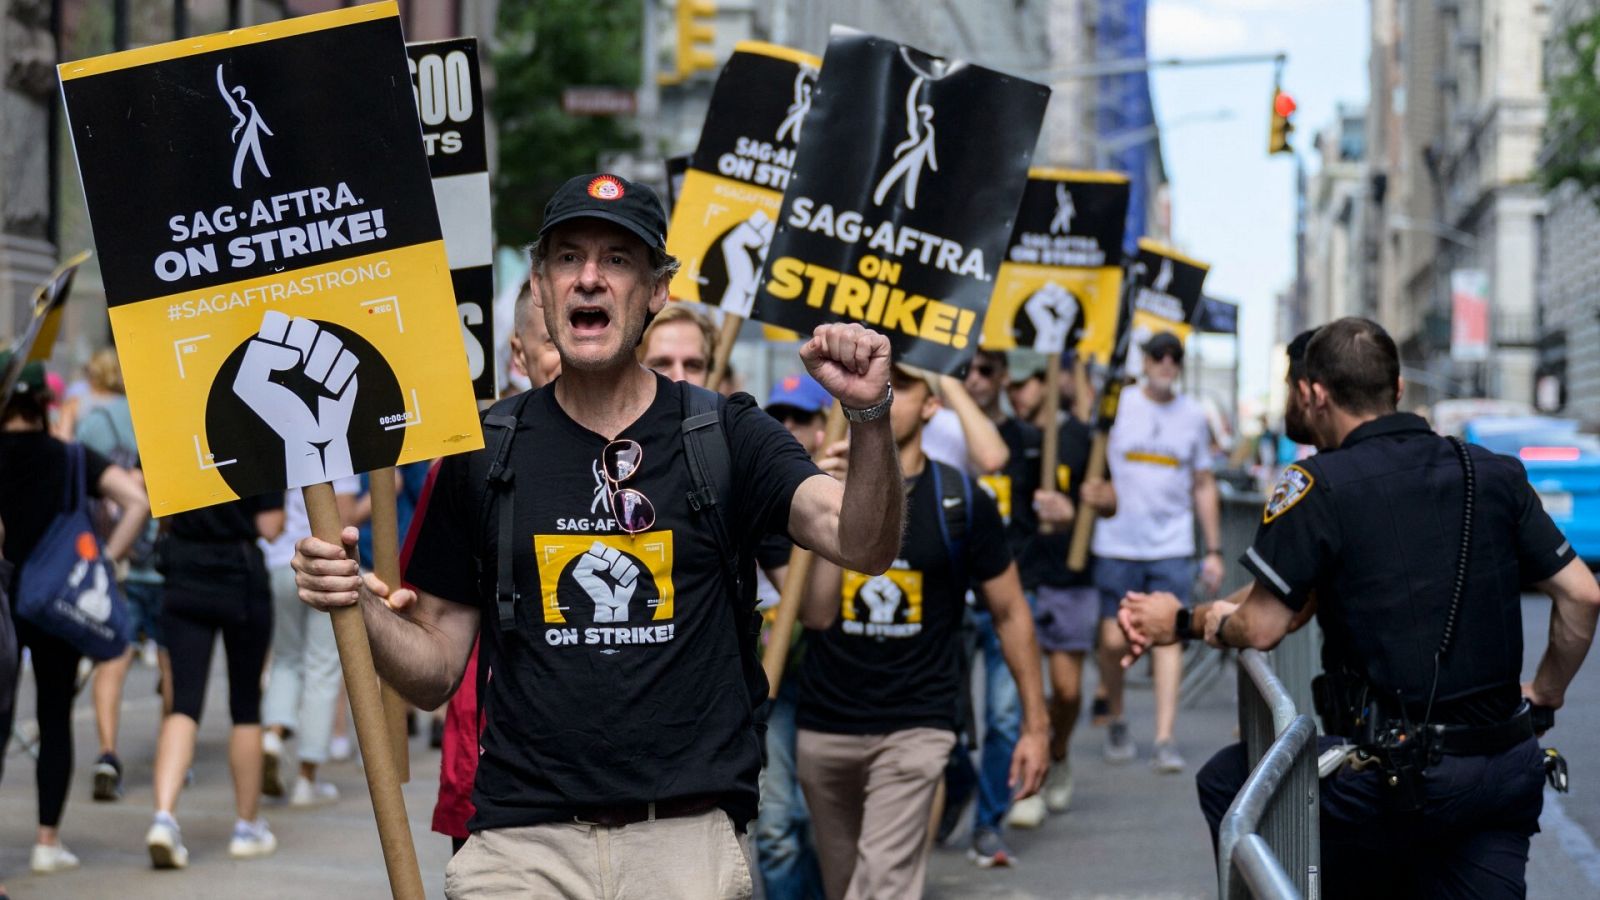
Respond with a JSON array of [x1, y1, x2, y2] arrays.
[[978, 417, 1043, 561], [1241, 412, 1576, 723], [796, 464, 1012, 735], [1019, 417, 1095, 590], [405, 374, 821, 830]]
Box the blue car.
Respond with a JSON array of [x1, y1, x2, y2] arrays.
[[1464, 417, 1600, 567]]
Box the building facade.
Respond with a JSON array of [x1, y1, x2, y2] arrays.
[[1305, 104, 1375, 328], [1367, 0, 1548, 405]]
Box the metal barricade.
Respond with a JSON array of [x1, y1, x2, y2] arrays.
[[1219, 649, 1321, 900]]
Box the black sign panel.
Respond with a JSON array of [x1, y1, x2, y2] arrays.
[[62, 16, 441, 307], [407, 37, 487, 178], [751, 31, 1049, 373]]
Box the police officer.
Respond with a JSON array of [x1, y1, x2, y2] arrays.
[[1118, 317, 1600, 898]]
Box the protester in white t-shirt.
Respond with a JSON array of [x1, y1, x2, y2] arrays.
[[259, 476, 360, 806], [917, 373, 1010, 476], [1090, 332, 1223, 774]]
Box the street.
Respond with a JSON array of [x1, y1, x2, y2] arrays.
[[0, 597, 1594, 897]]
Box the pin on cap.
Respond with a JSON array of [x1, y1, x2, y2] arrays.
[[540, 173, 669, 252]]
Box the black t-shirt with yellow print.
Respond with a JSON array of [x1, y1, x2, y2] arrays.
[[1019, 417, 1094, 589], [796, 462, 1011, 735], [979, 417, 1042, 564], [405, 374, 820, 830]]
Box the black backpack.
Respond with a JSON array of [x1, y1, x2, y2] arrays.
[[473, 384, 769, 718]]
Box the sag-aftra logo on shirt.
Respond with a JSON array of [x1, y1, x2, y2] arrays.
[[534, 533, 677, 652], [840, 562, 924, 638]]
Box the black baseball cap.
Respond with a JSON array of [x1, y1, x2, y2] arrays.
[[539, 173, 668, 252], [1142, 331, 1184, 362]]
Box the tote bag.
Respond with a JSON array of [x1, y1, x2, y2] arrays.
[[16, 443, 133, 660]]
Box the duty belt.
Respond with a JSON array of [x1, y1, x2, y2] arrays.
[[1422, 702, 1534, 757]]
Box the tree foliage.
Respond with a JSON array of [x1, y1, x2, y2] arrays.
[[492, 0, 641, 249], [1542, 13, 1600, 207]]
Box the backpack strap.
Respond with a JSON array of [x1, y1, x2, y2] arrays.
[[679, 384, 771, 711], [481, 392, 535, 634], [681, 385, 738, 598], [929, 461, 972, 585]]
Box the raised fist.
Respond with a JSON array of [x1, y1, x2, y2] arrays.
[[573, 542, 640, 624], [800, 323, 893, 412], [858, 574, 903, 624], [715, 210, 775, 318], [1023, 282, 1081, 354], [233, 311, 360, 486]]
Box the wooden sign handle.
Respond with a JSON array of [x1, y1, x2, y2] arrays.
[[303, 483, 425, 900], [367, 467, 411, 783], [706, 313, 744, 394], [1067, 431, 1109, 572], [1037, 353, 1062, 535], [762, 404, 849, 698]]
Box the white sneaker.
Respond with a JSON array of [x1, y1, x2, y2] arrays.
[[229, 818, 278, 859], [1006, 794, 1047, 829], [1044, 759, 1074, 813], [289, 775, 340, 807], [30, 841, 81, 874], [146, 814, 189, 870], [328, 734, 353, 762], [262, 730, 285, 797]]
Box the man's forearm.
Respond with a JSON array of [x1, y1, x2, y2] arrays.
[[1532, 599, 1599, 706], [837, 419, 903, 574], [939, 377, 1009, 473], [357, 591, 466, 709], [993, 600, 1049, 733], [1194, 477, 1221, 552]]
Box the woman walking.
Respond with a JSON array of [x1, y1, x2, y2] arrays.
[[0, 356, 149, 874], [144, 491, 283, 868]]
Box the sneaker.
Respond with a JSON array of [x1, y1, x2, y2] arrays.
[[1090, 696, 1111, 727], [1006, 794, 1047, 829], [262, 731, 285, 797], [289, 775, 339, 808], [1104, 721, 1136, 764], [1044, 759, 1074, 813], [30, 842, 81, 874], [92, 751, 124, 801], [229, 818, 278, 859], [969, 827, 1015, 868], [328, 734, 353, 762], [1152, 740, 1186, 774], [138, 638, 159, 668], [147, 813, 189, 870]]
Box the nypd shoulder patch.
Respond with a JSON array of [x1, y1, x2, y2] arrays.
[[1263, 464, 1314, 524]]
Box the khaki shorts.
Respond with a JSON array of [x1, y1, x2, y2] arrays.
[[444, 808, 753, 900]]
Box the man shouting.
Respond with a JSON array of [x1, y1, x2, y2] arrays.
[[294, 173, 904, 899]]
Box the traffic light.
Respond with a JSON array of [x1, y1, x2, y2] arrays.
[[661, 0, 717, 86], [1269, 87, 1296, 155]]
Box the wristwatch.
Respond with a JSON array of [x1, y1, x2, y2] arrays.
[[842, 384, 893, 423], [1175, 607, 1195, 641]]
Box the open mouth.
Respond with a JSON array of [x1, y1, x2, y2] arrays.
[[570, 306, 611, 335]]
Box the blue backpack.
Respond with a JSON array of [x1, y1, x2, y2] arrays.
[[16, 443, 133, 661]]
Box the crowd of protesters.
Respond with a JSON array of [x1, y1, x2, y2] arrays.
[[2, 174, 1231, 900]]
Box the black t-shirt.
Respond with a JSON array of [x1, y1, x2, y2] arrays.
[[0, 432, 110, 592], [796, 462, 1011, 735], [168, 494, 284, 543], [978, 418, 1042, 564], [1241, 413, 1576, 724], [405, 374, 820, 830], [1019, 417, 1094, 589]]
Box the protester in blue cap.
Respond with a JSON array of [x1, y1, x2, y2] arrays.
[[766, 372, 833, 454]]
